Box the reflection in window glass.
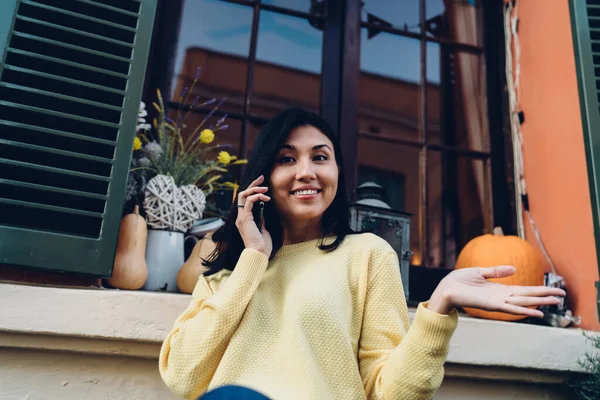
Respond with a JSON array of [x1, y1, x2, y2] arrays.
[[429, 46, 487, 151], [356, 139, 421, 264], [361, 0, 420, 35], [428, 151, 485, 268], [256, 11, 322, 74], [252, 11, 323, 117], [361, 30, 421, 82], [359, 31, 421, 143], [266, 0, 314, 14], [170, 0, 252, 113], [426, 0, 481, 46], [358, 166, 405, 212], [426, 42, 441, 144]]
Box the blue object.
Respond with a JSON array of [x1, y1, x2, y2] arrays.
[[198, 385, 271, 400]]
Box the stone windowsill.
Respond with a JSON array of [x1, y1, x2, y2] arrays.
[[0, 283, 593, 384]]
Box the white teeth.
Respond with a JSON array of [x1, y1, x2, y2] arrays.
[[292, 190, 318, 196]]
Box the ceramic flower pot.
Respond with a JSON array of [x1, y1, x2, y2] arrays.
[[143, 229, 184, 292]]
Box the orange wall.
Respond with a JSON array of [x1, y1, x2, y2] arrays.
[[518, 0, 599, 330]]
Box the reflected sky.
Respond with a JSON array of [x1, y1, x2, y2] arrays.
[[172, 0, 451, 85]]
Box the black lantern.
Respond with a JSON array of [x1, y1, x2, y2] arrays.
[[349, 182, 413, 300]]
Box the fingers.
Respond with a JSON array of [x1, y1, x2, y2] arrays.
[[238, 187, 268, 206], [511, 285, 566, 298], [499, 303, 544, 318], [479, 265, 516, 279], [237, 175, 268, 206], [243, 193, 270, 213], [505, 295, 561, 307]]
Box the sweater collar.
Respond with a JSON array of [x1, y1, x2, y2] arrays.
[[275, 235, 336, 257]]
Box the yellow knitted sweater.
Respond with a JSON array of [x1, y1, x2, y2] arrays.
[[159, 233, 458, 400]]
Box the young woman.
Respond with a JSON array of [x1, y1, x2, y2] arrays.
[[159, 108, 565, 400]]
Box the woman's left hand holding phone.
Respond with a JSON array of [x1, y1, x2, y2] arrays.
[[235, 175, 272, 258]]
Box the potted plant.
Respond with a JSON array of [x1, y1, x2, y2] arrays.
[[569, 332, 600, 399], [126, 69, 244, 292]]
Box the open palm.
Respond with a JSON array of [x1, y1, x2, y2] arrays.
[[435, 266, 566, 318]]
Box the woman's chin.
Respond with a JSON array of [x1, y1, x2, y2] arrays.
[[287, 208, 325, 223]]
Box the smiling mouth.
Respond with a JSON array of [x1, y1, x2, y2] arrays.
[[290, 189, 321, 196]]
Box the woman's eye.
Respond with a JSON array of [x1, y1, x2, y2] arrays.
[[277, 156, 295, 164], [314, 155, 329, 162]]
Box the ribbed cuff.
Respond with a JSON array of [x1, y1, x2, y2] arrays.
[[232, 248, 269, 284], [409, 301, 458, 353]]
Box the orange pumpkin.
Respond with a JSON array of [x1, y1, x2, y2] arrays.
[[177, 233, 216, 294], [454, 227, 545, 321]]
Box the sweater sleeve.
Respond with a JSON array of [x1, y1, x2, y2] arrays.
[[159, 249, 269, 400], [359, 252, 458, 400]]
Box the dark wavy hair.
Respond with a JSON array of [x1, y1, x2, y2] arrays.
[[203, 107, 351, 275]]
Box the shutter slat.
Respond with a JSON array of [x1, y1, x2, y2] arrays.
[[0, 100, 121, 129], [0, 158, 111, 182], [76, 0, 140, 18], [0, 82, 124, 112], [3, 65, 127, 95], [0, 138, 114, 164], [0, 198, 104, 219], [11, 32, 132, 64], [7, 49, 129, 79], [0, 120, 116, 146], [15, 15, 135, 49], [1, 179, 108, 201], [24, 0, 137, 32]]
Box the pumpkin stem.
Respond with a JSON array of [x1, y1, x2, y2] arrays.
[[133, 205, 140, 215], [492, 226, 505, 236]]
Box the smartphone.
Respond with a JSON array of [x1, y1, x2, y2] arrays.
[[252, 200, 265, 232]]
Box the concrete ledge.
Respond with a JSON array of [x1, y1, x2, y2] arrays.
[[0, 283, 593, 380]]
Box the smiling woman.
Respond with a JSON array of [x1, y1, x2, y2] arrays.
[[157, 108, 565, 400], [269, 126, 339, 240]]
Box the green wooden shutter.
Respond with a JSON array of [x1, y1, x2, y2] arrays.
[[571, 0, 600, 318], [0, 0, 157, 276]]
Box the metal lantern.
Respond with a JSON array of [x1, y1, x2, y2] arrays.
[[349, 182, 413, 300]]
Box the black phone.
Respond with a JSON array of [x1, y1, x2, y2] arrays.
[[252, 200, 265, 232]]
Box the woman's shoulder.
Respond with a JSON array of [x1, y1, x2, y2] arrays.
[[343, 232, 396, 257]]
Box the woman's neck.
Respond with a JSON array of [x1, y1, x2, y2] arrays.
[[281, 218, 322, 245]]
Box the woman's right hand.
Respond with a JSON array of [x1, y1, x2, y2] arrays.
[[235, 175, 272, 257]]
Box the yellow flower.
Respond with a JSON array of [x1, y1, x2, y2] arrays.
[[218, 151, 235, 165], [223, 181, 239, 190], [133, 137, 142, 151], [199, 129, 215, 144]]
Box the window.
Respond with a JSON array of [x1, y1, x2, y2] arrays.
[[357, 0, 492, 269], [144, 0, 513, 279]]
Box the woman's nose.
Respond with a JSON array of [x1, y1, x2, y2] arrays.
[[295, 159, 316, 181]]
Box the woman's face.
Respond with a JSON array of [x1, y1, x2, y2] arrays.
[[269, 125, 339, 226]]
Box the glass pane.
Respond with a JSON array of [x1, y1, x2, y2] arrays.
[[428, 151, 487, 268], [246, 119, 265, 158], [252, 11, 323, 117], [425, 41, 442, 144], [359, 31, 421, 143], [426, 0, 482, 46], [170, 0, 252, 113], [361, 0, 420, 36], [356, 138, 421, 265], [428, 48, 487, 151], [266, 0, 320, 14]]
